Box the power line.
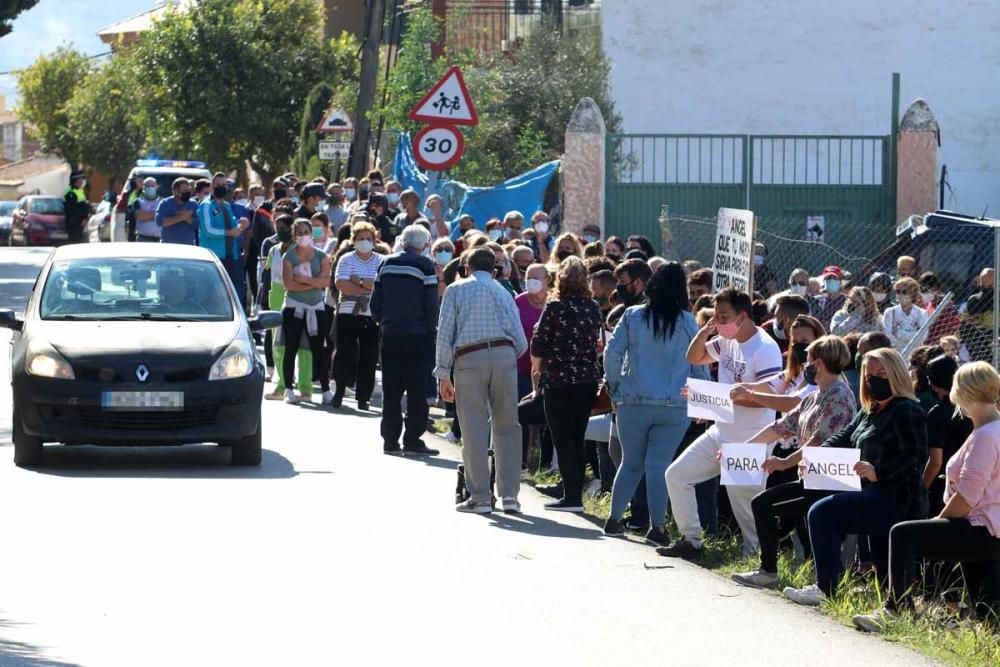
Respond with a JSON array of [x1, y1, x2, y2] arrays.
[[0, 50, 113, 77]]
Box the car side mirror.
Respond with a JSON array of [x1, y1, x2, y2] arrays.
[[0, 309, 23, 331], [249, 310, 282, 331]]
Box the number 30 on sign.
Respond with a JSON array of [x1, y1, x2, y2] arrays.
[[413, 125, 465, 171]]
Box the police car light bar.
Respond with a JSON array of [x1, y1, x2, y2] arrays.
[[135, 159, 207, 169]]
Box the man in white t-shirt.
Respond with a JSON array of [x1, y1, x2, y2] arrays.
[[660, 288, 784, 559]]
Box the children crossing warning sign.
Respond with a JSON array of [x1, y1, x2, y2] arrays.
[[408, 66, 479, 126]]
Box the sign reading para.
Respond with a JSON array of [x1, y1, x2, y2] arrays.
[[686, 377, 735, 424], [720, 443, 768, 486], [802, 447, 862, 492], [711, 207, 755, 294]]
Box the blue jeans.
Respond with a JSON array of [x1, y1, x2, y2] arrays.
[[610, 404, 688, 528], [808, 486, 901, 595]]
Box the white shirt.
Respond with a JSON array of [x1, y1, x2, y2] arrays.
[[882, 304, 928, 355], [707, 329, 785, 440], [334, 251, 383, 316]]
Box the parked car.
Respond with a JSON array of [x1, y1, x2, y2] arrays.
[[0, 242, 282, 467], [85, 198, 114, 243], [9, 195, 68, 246], [0, 200, 16, 245], [109, 159, 212, 242]]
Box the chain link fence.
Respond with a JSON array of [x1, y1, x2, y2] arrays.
[[656, 209, 999, 369]]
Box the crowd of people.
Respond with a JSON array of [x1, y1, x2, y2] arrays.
[[138, 167, 999, 633]]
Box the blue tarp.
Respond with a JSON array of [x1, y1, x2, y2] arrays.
[[392, 131, 559, 241]]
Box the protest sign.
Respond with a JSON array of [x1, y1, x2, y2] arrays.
[[802, 448, 862, 492], [711, 207, 755, 294], [686, 378, 735, 423], [720, 443, 768, 486]]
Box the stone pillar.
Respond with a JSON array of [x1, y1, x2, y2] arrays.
[[562, 97, 606, 237], [896, 99, 940, 224]]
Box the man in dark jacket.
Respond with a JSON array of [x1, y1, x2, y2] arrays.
[[371, 224, 439, 456], [64, 170, 90, 244]]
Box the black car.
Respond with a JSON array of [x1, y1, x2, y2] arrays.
[[0, 243, 281, 467]]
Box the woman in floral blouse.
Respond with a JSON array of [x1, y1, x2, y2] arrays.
[[730, 335, 857, 590], [530, 256, 603, 512]]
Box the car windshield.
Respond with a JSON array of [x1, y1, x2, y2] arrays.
[[31, 198, 64, 215], [39, 257, 234, 322], [0, 201, 15, 216]]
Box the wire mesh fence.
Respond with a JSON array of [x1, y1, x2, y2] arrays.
[[656, 209, 999, 369]]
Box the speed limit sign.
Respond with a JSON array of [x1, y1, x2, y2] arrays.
[[412, 125, 465, 171]]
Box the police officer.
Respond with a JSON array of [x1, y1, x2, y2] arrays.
[[64, 171, 90, 244]]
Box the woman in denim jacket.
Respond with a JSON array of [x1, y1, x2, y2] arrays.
[[602, 263, 709, 545]]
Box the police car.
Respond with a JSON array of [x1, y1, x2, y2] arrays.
[[106, 160, 213, 242]]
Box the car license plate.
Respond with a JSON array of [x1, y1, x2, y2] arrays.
[[101, 391, 184, 411], [49, 230, 67, 240]]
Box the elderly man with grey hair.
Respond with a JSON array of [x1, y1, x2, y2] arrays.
[[502, 210, 525, 240], [372, 223, 441, 456]]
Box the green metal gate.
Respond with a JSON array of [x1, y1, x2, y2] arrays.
[[604, 133, 894, 272]]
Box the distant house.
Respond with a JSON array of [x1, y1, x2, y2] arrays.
[[0, 154, 71, 200], [0, 94, 40, 165]]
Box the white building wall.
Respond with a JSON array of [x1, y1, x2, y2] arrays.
[[604, 0, 1000, 216]]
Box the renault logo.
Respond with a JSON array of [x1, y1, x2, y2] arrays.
[[136, 364, 150, 383]]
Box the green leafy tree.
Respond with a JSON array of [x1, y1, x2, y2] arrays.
[[67, 53, 145, 189], [294, 81, 338, 178], [14, 45, 91, 166], [130, 0, 358, 183], [0, 0, 39, 38]]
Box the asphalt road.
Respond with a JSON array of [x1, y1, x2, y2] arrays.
[[0, 247, 928, 666]]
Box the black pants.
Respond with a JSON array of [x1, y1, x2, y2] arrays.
[[543, 382, 598, 505], [380, 334, 432, 447], [752, 480, 832, 573], [888, 518, 1000, 616], [281, 307, 330, 392], [517, 391, 553, 468], [333, 314, 380, 402], [264, 328, 274, 368], [314, 305, 335, 382]]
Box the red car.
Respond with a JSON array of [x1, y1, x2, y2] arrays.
[[9, 195, 69, 246]]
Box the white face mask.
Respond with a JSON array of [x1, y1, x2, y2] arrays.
[[355, 239, 374, 254], [872, 291, 888, 303], [789, 284, 806, 296], [252, 195, 265, 208], [296, 236, 313, 249], [526, 278, 545, 294], [234, 199, 249, 209], [534, 222, 549, 235], [920, 292, 935, 305], [488, 229, 503, 242]]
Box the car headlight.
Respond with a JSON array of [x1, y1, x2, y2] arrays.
[[27, 351, 75, 379], [209, 337, 254, 380]]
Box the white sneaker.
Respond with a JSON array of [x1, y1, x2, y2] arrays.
[[284, 389, 300, 404], [321, 390, 335, 405], [783, 584, 826, 606], [455, 499, 492, 514], [852, 607, 896, 633], [731, 569, 779, 590], [445, 431, 461, 443], [501, 497, 522, 514]]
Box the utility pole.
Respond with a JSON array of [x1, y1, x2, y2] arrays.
[[349, 0, 385, 178]]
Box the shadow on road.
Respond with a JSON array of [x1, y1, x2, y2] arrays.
[[0, 618, 82, 667], [24, 445, 299, 479], [487, 511, 603, 541]]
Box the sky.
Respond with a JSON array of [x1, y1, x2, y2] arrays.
[[0, 0, 155, 110]]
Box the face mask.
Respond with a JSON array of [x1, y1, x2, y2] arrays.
[[277, 229, 292, 243], [715, 317, 742, 340], [803, 362, 819, 386], [897, 294, 912, 307], [253, 195, 265, 208], [316, 202, 327, 212], [344, 188, 356, 200], [179, 191, 192, 202], [872, 291, 888, 303], [213, 185, 228, 200], [387, 192, 400, 205], [753, 255, 765, 267], [360, 188, 369, 199], [289, 196, 300, 206], [615, 283, 633, 304], [866, 375, 893, 402], [296, 235, 313, 249], [556, 250, 572, 261], [355, 239, 374, 254], [488, 229, 503, 242], [327, 196, 341, 208], [773, 319, 787, 340], [435, 251, 452, 265], [921, 292, 935, 305], [789, 284, 806, 296], [273, 188, 287, 201], [312, 226, 324, 240], [234, 199, 249, 209], [534, 222, 549, 235], [583, 234, 597, 244], [791, 342, 809, 365], [526, 278, 545, 294], [825, 279, 841, 293], [143, 187, 158, 199]]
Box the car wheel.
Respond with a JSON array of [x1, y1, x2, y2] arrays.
[[230, 420, 262, 466], [12, 405, 44, 467]]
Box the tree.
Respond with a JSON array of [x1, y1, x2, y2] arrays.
[[130, 0, 358, 183], [0, 0, 39, 38], [67, 53, 145, 189], [374, 8, 445, 136], [294, 82, 338, 178], [14, 46, 91, 166]]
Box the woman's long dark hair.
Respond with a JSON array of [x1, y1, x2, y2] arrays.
[[643, 263, 688, 339]]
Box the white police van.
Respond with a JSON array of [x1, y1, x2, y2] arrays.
[[105, 160, 212, 242]]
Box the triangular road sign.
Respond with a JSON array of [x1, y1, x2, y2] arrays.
[[408, 66, 479, 126], [317, 106, 354, 134]]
